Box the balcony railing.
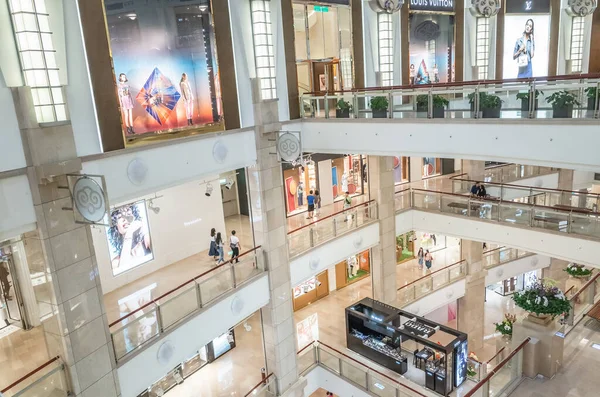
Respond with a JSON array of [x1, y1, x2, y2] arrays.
[[564, 271, 600, 334], [397, 247, 533, 306], [1, 357, 67, 397], [108, 246, 264, 363], [458, 163, 558, 185], [242, 372, 276, 397], [287, 200, 378, 257], [395, 188, 600, 239], [464, 338, 530, 397], [300, 73, 600, 120], [298, 340, 429, 397]]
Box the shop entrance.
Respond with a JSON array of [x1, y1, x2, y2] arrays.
[[0, 244, 26, 330]]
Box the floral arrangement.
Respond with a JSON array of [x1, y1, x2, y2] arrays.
[[467, 352, 479, 378], [512, 278, 571, 319], [494, 313, 517, 336], [564, 263, 593, 278]]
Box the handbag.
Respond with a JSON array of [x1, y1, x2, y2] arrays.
[[517, 52, 528, 67]]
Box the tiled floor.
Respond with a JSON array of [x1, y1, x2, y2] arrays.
[[0, 326, 50, 390]]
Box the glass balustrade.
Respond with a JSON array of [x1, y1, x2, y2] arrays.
[[1, 358, 68, 397]]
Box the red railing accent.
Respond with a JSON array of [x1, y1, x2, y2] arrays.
[[304, 340, 428, 396], [108, 246, 262, 328], [243, 373, 274, 397], [1, 356, 61, 393], [485, 346, 506, 366], [397, 260, 466, 291], [287, 200, 375, 235], [571, 272, 600, 302], [463, 338, 531, 397], [302, 72, 600, 96]]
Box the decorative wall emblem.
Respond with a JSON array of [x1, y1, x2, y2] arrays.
[[231, 296, 244, 315], [531, 257, 539, 267], [445, 290, 454, 299], [371, 0, 404, 13], [414, 21, 441, 41], [277, 131, 301, 163], [353, 236, 364, 249], [127, 158, 148, 186], [212, 140, 228, 164], [157, 341, 175, 366], [470, 0, 501, 17], [496, 268, 504, 278], [309, 256, 320, 270], [72, 176, 106, 223], [567, 0, 597, 16]]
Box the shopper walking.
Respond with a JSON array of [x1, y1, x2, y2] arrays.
[[424, 250, 433, 270], [215, 232, 225, 265], [208, 228, 219, 260], [417, 247, 424, 269], [307, 190, 316, 219], [229, 230, 241, 263], [343, 191, 353, 223]]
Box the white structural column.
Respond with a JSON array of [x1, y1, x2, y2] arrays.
[[458, 240, 487, 351], [12, 87, 118, 396], [558, 168, 575, 206], [462, 160, 485, 181], [248, 85, 306, 395], [542, 258, 570, 292], [369, 156, 397, 305]]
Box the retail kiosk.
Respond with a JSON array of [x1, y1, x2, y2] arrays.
[[346, 298, 468, 396]]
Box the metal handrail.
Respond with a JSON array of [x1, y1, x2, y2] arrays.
[[1, 356, 61, 393], [242, 373, 275, 397], [287, 199, 376, 234]]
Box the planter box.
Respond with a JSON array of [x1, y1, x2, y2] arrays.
[[482, 107, 501, 118], [417, 105, 446, 118], [520, 98, 538, 111], [588, 97, 598, 111], [552, 104, 573, 118], [372, 110, 388, 118], [527, 312, 553, 326], [336, 109, 350, 118]]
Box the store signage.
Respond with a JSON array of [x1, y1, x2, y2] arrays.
[[505, 0, 551, 13], [314, 5, 329, 12], [296, 0, 350, 5], [403, 320, 436, 337], [409, 0, 455, 12]]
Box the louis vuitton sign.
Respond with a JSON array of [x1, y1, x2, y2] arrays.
[[505, 0, 551, 13]]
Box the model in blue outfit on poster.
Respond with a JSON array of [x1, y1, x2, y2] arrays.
[[513, 19, 535, 78]]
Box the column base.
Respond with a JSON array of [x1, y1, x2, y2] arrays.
[[512, 318, 564, 379], [279, 376, 308, 397]]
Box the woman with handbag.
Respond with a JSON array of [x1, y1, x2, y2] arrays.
[[513, 19, 535, 78]]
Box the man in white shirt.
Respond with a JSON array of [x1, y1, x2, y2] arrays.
[[229, 230, 241, 263]]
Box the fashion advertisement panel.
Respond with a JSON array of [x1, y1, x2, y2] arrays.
[[502, 15, 550, 79], [106, 200, 154, 276], [409, 14, 455, 85], [104, 0, 222, 136]]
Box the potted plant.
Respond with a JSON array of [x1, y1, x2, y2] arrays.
[[585, 87, 599, 111], [512, 278, 571, 325], [480, 93, 503, 118], [494, 313, 517, 339], [564, 263, 593, 279], [416, 94, 449, 118], [516, 90, 543, 111], [336, 99, 352, 119], [370, 96, 389, 118], [466, 352, 480, 380], [546, 90, 580, 118], [467, 92, 485, 112]]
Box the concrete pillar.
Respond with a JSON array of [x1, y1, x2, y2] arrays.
[[248, 81, 306, 396], [458, 240, 487, 351], [461, 160, 485, 181], [557, 169, 574, 206], [410, 157, 422, 182], [12, 86, 118, 396], [542, 258, 569, 292], [369, 156, 397, 305]]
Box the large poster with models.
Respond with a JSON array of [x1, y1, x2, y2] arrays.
[[502, 15, 550, 79], [409, 14, 455, 85], [104, 0, 222, 136], [107, 201, 153, 276]]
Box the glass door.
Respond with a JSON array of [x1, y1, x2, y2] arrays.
[[0, 245, 25, 329]]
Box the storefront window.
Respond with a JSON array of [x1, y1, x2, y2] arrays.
[[393, 156, 410, 184], [293, 4, 308, 60], [422, 157, 441, 178], [396, 231, 415, 263], [104, 0, 222, 138]]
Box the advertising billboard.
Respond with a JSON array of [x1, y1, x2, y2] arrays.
[[107, 200, 153, 276], [103, 0, 222, 137], [502, 14, 550, 79]]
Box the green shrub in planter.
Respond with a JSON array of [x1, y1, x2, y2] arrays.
[[336, 99, 352, 118], [585, 87, 599, 111], [370, 96, 389, 118], [416, 94, 449, 118], [516, 90, 543, 112], [468, 92, 489, 112], [546, 90, 580, 118], [480, 94, 502, 118]]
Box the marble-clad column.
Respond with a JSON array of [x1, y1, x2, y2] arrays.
[[369, 156, 397, 305], [462, 160, 485, 181], [248, 81, 306, 396], [13, 86, 118, 397], [458, 240, 487, 351]]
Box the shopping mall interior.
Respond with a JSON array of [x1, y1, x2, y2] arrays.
[[0, 0, 600, 397]]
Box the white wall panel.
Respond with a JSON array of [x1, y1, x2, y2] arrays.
[[402, 279, 466, 316], [290, 222, 380, 287], [294, 119, 600, 172], [485, 254, 551, 287], [82, 129, 257, 205], [117, 274, 270, 397], [0, 175, 36, 241]]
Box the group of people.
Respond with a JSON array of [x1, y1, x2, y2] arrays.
[[306, 189, 322, 219], [417, 248, 434, 270], [209, 228, 241, 265], [470, 181, 488, 198]]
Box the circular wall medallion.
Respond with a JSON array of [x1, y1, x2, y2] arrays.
[[413, 306, 420, 315], [231, 296, 244, 315], [213, 140, 229, 164], [353, 236, 364, 249], [127, 158, 148, 186], [157, 341, 175, 366], [470, 0, 501, 17], [73, 177, 106, 223], [277, 132, 301, 162], [496, 268, 504, 278], [376, 0, 403, 13], [309, 256, 320, 270], [531, 257, 539, 267], [414, 21, 441, 41], [445, 290, 454, 299], [568, 0, 597, 16]]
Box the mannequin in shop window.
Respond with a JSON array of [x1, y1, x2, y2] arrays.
[[347, 255, 358, 278], [297, 182, 304, 207], [342, 172, 349, 194]]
